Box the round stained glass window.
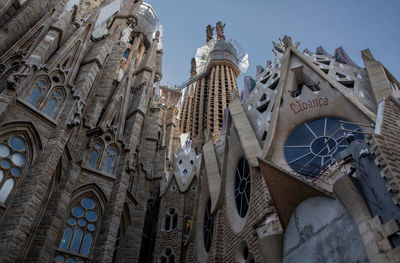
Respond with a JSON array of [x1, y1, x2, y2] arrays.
[[1, 159, 11, 169], [68, 218, 76, 225], [72, 206, 84, 217], [11, 153, 26, 166], [234, 157, 251, 218], [284, 117, 364, 177], [0, 144, 10, 157], [87, 223, 95, 231], [86, 210, 98, 222], [81, 198, 95, 209], [9, 137, 25, 151], [203, 199, 214, 253]]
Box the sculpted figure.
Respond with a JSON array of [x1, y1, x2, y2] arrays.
[[120, 23, 133, 44], [190, 57, 196, 76], [68, 99, 85, 127], [206, 24, 214, 42], [216, 21, 226, 41]]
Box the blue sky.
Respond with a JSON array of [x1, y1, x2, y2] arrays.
[[147, 0, 400, 90]]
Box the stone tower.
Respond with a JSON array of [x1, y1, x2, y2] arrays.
[[180, 23, 240, 151]]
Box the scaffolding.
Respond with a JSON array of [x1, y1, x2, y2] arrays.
[[174, 39, 249, 91], [295, 120, 374, 180]]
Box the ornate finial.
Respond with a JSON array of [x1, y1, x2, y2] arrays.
[[216, 21, 226, 41], [272, 35, 300, 57], [206, 24, 214, 42], [190, 58, 196, 76]]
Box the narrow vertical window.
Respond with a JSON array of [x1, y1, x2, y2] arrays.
[[27, 87, 41, 105], [184, 216, 191, 235], [103, 148, 116, 173], [88, 143, 101, 169], [44, 99, 57, 116], [43, 89, 64, 117], [27, 79, 47, 106], [163, 208, 178, 231]]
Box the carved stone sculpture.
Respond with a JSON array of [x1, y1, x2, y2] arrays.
[[216, 21, 226, 41], [206, 24, 214, 42], [190, 57, 196, 76]]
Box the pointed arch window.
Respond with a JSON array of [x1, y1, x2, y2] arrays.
[[56, 197, 100, 262], [159, 247, 175, 263], [0, 135, 29, 204], [163, 208, 178, 231], [26, 79, 47, 106], [88, 143, 102, 169], [44, 88, 65, 117], [103, 147, 117, 173]]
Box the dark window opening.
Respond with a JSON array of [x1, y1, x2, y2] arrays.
[[123, 49, 130, 59], [257, 101, 270, 114], [335, 72, 346, 78], [260, 74, 271, 84], [261, 131, 267, 141], [268, 79, 279, 90], [338, 80, 355, 89]]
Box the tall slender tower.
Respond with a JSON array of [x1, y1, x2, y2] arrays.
[[180, 22, 240, 151]]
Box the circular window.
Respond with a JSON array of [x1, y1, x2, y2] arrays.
[[284, 117, 364, 176], [234, 157, 251, 218], [203, 199, 214, 253]]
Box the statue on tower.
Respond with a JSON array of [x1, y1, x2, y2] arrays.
[[206, 24, 214, 42], [190, 57, 197, 76], [216, 21, 226, 41]]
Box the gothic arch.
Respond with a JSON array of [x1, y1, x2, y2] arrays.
[[0, 121, 43, 152], [55, 183, 107, 261], [0, 121, 43, 207], [70, 183, 108, 214]]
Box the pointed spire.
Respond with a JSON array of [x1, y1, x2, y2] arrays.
[[316, 46, 330, 56], [334, 47, 359, 67], [136, 30, 160, 73]]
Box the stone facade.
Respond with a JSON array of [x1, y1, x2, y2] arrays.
[[0, 0, 165, 262]]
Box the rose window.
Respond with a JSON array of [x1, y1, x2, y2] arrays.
[[284, 117, 364, 176], [234, 157, 251, 218], [203, 199, 214, 253], [0, 136, 27, 204]]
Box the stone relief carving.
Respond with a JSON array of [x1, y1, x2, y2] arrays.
[[68, 99, 85, 127]]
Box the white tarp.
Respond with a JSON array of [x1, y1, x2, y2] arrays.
[[194, 38, 249, 75]]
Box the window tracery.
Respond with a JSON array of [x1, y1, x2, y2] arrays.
[[203, 199, 214, 253], [103, 147, 117, 173], [25, 72, 66, 118], [0, 135, 29, 204], [55, 196, 100, 262], [43, 88, 65, 117], [159, 247, 175, 263], [88, 143, 102, 169], [85, 138, 118, 174], [163, 207, 178, 231], [234, 157, 251, 218]]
